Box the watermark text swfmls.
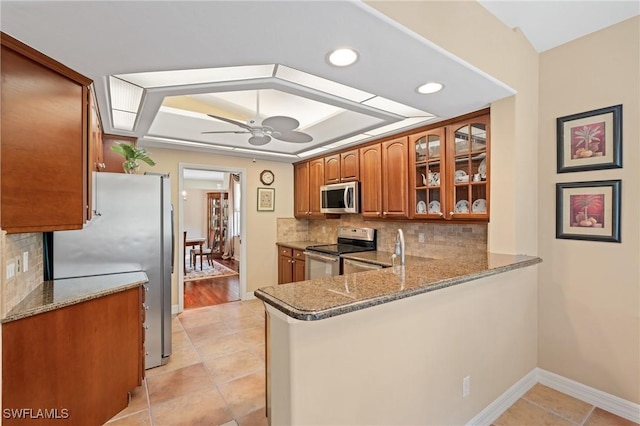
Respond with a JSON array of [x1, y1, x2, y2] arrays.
[[3, 408, 70, 419]]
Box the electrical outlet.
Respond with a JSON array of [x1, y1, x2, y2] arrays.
[[23, 251, 29, 272], [418, 233, 425, 243], [462, 375, 471, 397], [15, 256, 21, 274], [6, 261, 15, 280]]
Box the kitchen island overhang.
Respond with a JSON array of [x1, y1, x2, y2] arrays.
[[255, 251, 541, 321]]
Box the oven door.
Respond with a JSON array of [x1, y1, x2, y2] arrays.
[[304, 251, 340, 280]]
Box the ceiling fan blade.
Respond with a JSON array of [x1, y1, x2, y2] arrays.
[[262, 116, 300, 132], [207, 114, 253, 131], [201, 130, 249, 134], [248, 134, 272, 146], [273, 130, 313, 143]]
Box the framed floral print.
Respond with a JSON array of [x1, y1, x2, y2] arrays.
[[556, 104, 622, 173], [257, 187, 275, 212], [556, 180, 621, 243]]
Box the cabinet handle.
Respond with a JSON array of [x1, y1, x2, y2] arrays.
[[291, 260, 295, 264], [449, 212, 455, 216]]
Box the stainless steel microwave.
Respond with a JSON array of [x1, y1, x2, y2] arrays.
[[320, 182, 359, 214]]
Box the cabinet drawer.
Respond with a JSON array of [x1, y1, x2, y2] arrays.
[[293, 249, 305, 259], [279, 247, 293, 257]]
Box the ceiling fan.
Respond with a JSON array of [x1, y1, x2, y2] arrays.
[[202, 91, 313, 146]]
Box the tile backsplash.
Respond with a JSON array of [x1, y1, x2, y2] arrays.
[[1, 232, 43, 318], [277, 216, 487, 258]]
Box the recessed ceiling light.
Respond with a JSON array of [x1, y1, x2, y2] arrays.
[[327, 48, 359, 67], [417, 82, 444, 94]]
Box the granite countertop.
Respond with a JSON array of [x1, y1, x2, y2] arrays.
[[2, 271, 148, 324], [341, 250, 436, 267], [256, 251, 541, 321], [276, 241, 324, 251]]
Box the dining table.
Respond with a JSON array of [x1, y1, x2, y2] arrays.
[[185, 237, 206, 273]]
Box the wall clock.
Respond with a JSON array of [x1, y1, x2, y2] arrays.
[[260, 170, 275, 185]]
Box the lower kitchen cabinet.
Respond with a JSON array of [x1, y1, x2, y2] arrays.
[[2, 286, 144, 426], [277, 246, 306, 284]]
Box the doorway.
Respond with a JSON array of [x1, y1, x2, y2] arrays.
[[178, 163, 247, 312]]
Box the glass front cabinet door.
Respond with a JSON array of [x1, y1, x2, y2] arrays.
[[409, 113, 490, 221]]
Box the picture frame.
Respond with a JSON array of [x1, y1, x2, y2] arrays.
[[556, 104, 622, 173], [257, 187, 275, 212], [556, 180, 621, 243]]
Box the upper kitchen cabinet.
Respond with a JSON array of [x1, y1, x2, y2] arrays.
[[359, 137, 409, 220], [381, 136, 409, 219], [359, 144, 383, 219], [293, 158, 325, 218], [324, 148, 359, 184], [1, 33, 92, 233], [410, 112, 490, 221], [446, 115, 490, 221]]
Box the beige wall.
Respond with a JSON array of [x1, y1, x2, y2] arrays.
[[373, 0, 639, 406], [139, 147, 294, 303], [537, 17, 640, 403], [182, 188, 211, 239], [268, 266, 538, 425], [368, 0, 540, 256]]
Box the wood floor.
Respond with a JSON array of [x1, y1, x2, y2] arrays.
[[184, 258, 240, 310]]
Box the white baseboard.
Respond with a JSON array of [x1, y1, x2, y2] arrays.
[[537, 368, 640, 424], [171, 304, 180, 315], [466, 369, 538, 425], [468, 368, 640, 425]]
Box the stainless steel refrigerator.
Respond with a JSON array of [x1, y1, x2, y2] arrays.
[[53, 172, 173, 369]]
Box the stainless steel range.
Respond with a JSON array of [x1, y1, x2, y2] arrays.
[[304, 226, 376, 280]]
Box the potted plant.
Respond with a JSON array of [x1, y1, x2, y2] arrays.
[[111, 142, 155, 173]]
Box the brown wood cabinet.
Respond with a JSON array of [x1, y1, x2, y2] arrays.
[[2, 286, 144, 426], [294, 158, 324, 218], [1, 33, 92, 233], [409, 113, 490, 221], [381, 136, 409, 219], [293, 109, 490, 222], [359, 144, 383, 219], [324, 148, 359, 184], [277, 246, 305, 284]]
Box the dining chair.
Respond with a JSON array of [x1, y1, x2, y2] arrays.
[[191, 245, 213, 270]]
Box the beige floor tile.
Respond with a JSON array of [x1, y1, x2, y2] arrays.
[[237, 326, 265, 347], [144, 334, 201, 378], [146, 363, 214, 405], [248, 344, 266, 361], [195, 332, 248, 359], [109, 383, 149, 420], [205, 349, 265, 384], [585, 407, 639, 426], [523, 384, 593, 423], [245, 298, 265, 311], [184, 321, 235, 348], [218, 371, 266, 419], [150, 388, 233, 425], [224, 314, 265, 332], [237, 407, 268, 426], [211, 302, 257, 319], [171, 315, 183, 332], [178, 308, 224, 329], [105, 409, 152, 425], [495, 399, 575, 426]]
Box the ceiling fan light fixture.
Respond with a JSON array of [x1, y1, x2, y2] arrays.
[[327, 48, 359, 67], [417, 82, 444, 94], [248, 134, 271, 146]]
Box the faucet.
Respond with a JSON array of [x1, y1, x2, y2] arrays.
[[394, 228, 405, 266]]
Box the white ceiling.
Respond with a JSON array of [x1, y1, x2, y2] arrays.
[[2, 1, 637, 162], [478, 0, 639, 53]]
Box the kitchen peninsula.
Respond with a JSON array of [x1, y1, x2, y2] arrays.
[[255, 251, 541, 425]]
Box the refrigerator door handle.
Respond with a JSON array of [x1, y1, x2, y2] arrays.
[[170, 205, 175, 274]]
